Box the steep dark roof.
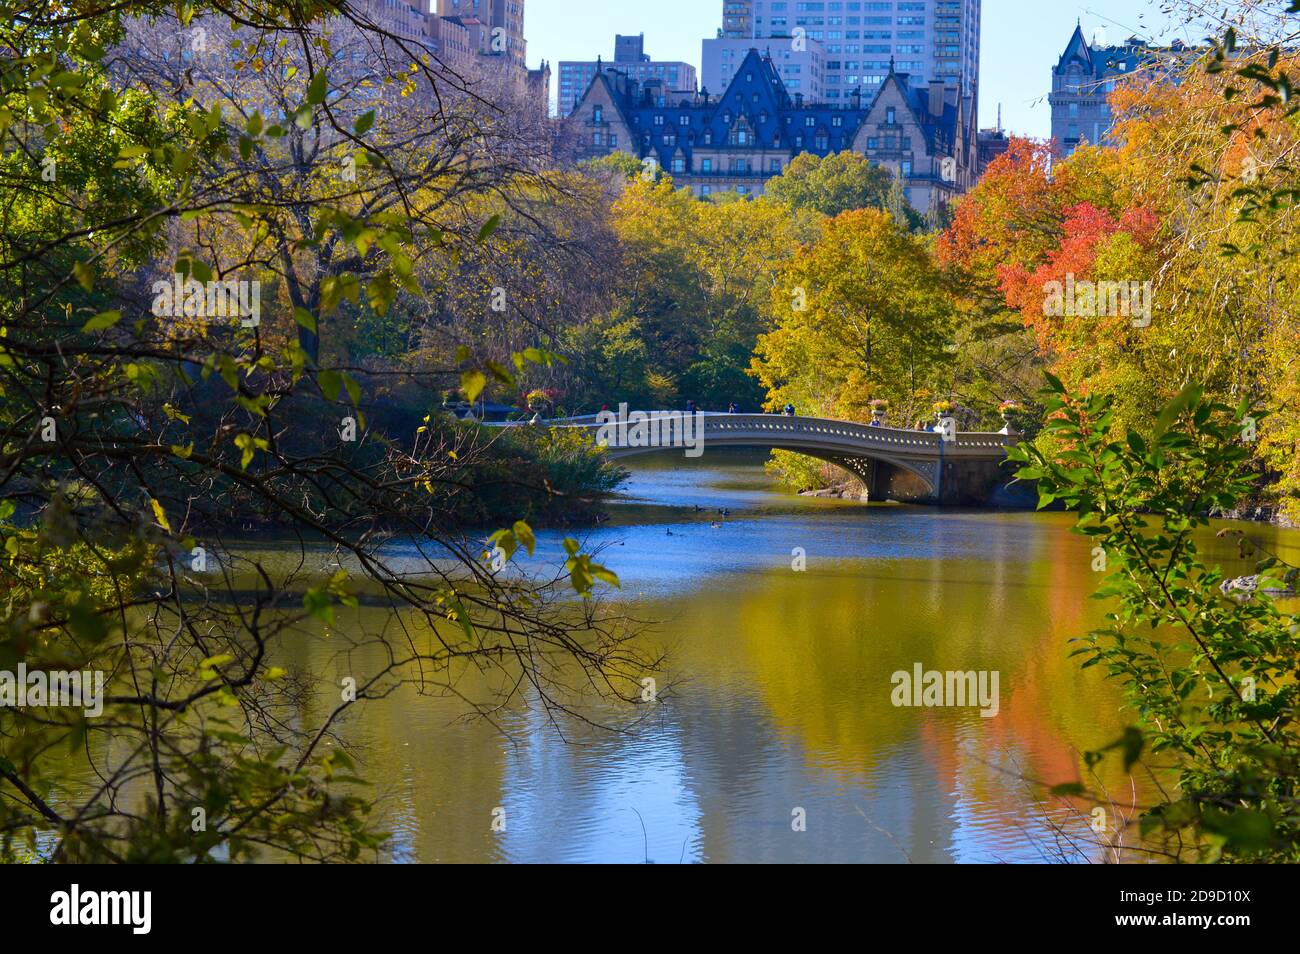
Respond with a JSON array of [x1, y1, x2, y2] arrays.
[[574, 47, 966, 171], [1058, 23, 1094, 72]]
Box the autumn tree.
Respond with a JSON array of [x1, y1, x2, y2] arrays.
[[764, 150, 893, 218], [0, 0, 640, 863], [751, 208, 955, 426]]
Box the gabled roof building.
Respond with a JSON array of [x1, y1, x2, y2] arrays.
[[567, 48, 978, 216], [1050, 23, 1192, 157]]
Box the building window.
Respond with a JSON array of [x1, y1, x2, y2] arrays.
[[805, 116, 815, 126], [832, 116, 843, 126], [901, 160, 912, 176], [654, 114, 665, 125], [886, 106, 896, 124], [702, 158, 713, 172], [592, 132, 602, 145], [770, 158, 783, 172], [593, 105, 603, 123], [672, 158, 686, 173], [679, 114, 690, 125]]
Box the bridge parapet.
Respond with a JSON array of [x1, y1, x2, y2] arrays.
[[493, 412, 1022, 506]]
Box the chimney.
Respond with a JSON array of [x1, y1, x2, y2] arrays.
[[928, 79, 945, 118]]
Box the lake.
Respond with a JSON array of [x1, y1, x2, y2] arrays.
[[298, 448, 1296, 863]]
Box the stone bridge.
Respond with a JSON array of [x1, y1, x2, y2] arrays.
[[514, 412, 1024, 507]]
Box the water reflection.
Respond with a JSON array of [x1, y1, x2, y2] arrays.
[[312, 448, 1284, 863], [57, 449, 1285, 862]]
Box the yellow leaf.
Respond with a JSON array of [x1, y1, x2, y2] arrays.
[[150, 498, 171, 532]]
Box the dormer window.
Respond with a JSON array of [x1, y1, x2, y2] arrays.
[[760, 110, 769, 123], [730, 115, 756, 147], [723, 111, 732, 123], [704, 130, 713, 144]]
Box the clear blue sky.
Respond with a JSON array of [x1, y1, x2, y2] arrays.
[[525, 0, 1207, 137]]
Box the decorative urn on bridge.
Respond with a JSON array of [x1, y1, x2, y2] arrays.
[[869, 398, 889, 427], [998, 400, 1021, 436]]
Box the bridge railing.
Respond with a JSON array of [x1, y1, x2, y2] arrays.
[[488, 412, 1014, 455]]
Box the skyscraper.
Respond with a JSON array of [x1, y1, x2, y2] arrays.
[[718, 0, 979, 105], [558, 35, 697, 117]]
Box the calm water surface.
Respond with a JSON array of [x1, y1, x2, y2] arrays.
[[309, 449, 1298, 863]]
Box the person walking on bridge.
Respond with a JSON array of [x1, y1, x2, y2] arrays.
[[782, 403, 796, 417]]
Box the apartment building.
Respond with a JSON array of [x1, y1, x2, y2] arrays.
[[567, 47, 979, 216], [719, 0, 980, 105]]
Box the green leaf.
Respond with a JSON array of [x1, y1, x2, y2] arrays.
[[342, 372, 360, 406], [477, 214, 501, 243], [319, 369, 342, 401], [306, 70, 328, 105], [354, 110, 375, 135], [82, 310, 121, 332], [303, 588, 334, 624], [1153, 383, 1204, 438]]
